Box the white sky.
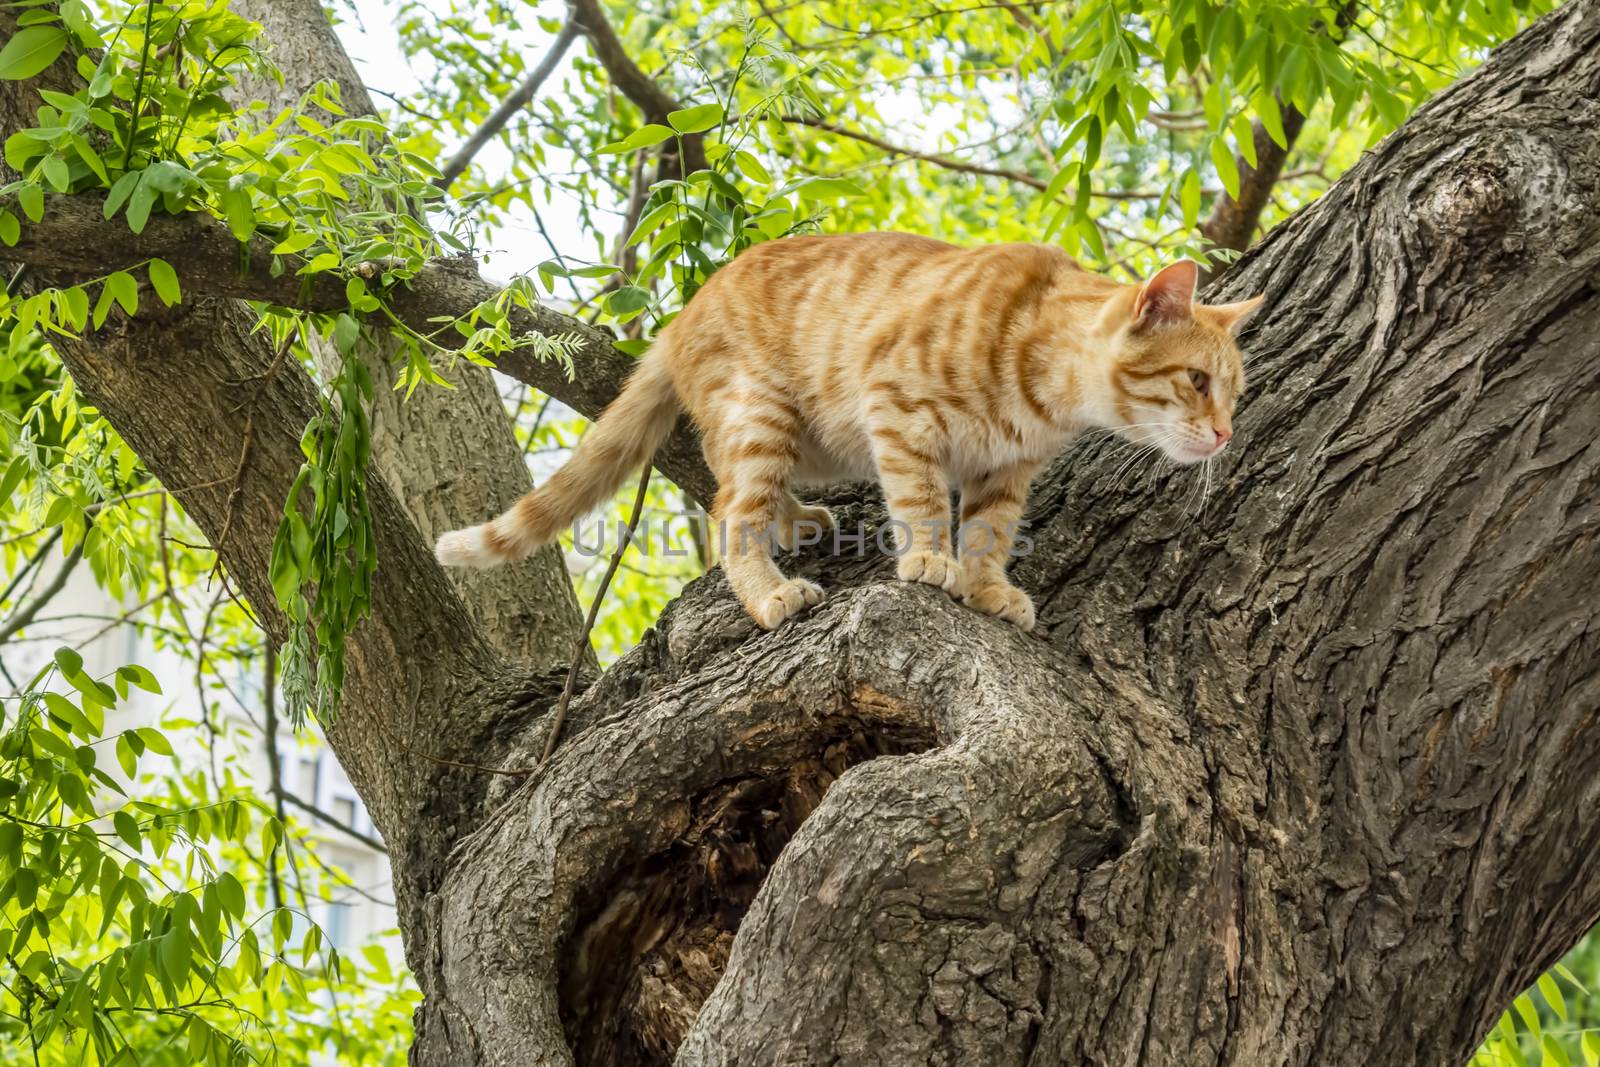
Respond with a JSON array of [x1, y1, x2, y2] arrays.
[[339, 0, 597, 282]]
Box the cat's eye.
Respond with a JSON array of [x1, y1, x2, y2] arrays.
[[1188, 369, 1210, 396]]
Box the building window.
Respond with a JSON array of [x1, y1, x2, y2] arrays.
[[324, 900, 352, 950]]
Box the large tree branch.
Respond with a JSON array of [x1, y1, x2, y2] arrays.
[[4, 193, 715, 502], [417, 579, 1130, 1064]]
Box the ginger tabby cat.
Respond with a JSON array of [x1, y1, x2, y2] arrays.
[[437, 233, 1263, 631]]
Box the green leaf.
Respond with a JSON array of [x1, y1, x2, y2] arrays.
[[1580, 1032, 1598, 1067], [1254, 92, 1287, 150], [0, 209, 17, 247], [301, 251, 340, 274], [332, 313, 360, 355], [42, 692, 91, 737], [1538, 973, 1567, 1020], [271, 231, 316, 255], [215, 872, 246, 920], [41, 154, 69, 193], [667, 102, 722, 134], [0, 26, 69, 81], [0, 456, 26, 505], [222, 188, 254, 242], [272, 905, 293, 950], [115, 733, 137, 777], [92, 276, 114, 328], [160, 924, 191, 988], [1230, 113, 1258, 169], [147, 258, 180, 306], [1043, 161, 1078, 204], [17, 182, 43, 223], [113, 810, 141, 852], [604, 285, 651, 317], [104, 169, 140, 218], [1179, 167, 1201, 228], [568, 263, 622, 279], [1543, 1035, 1573, 1067], [116, 664, 161, 695], [625, 201, 677, 247], [1514, 992, 1542, 1039], [793, 176, 867, 200], [107, 270, 138, 315], [135, 727, 172, 756], [734, 150, 770, 184], [1210, 137, 1241, 200], [596, 124, 674, 155], [125, 179, 157, 234], [69, 134, 106, 183], [141, 160, 195, 195], [1554, 964, 1588, 994], [54, 646, 84, 677], [13, 868, 37, 909], [4, 130, 44, 172]]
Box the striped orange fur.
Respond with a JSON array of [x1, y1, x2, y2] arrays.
[[437, 233, 1263, 631]]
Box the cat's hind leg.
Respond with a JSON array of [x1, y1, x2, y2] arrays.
[[773, 492, 836, 552], [707, 396, 823, 629]]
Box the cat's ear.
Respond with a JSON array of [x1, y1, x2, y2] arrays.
[[1132, 260, 1198, 328], [1210, 295, 1265, 335]]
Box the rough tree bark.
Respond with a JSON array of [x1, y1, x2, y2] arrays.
[[4, 2, 1600, 1065]]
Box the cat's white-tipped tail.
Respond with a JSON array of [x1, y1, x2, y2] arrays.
[[433, 345, 681, 572], [434, 526, 501, 568]]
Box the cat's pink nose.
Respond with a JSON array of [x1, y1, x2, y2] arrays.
[[1213, 428, 1232, 446]]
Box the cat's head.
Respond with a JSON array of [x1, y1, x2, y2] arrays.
[[1102, 260, 1262, 464]]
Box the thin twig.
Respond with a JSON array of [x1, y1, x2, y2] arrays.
[[0, 485, 172, 547], [372, 449, 651, 777], [376, 716, 542, 777], [0, 527, 63, 605], [0, 543, 85, 644], [278, 790, 389, 854], [540, 463, 652, 764], [779, 114, 1048, 190], [262, 645, 286, 911], [436, 19, 581, 190], [210, 329, 297, 581]]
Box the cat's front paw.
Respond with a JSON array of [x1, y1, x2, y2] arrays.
[[898, 551, 962, 595], [751, 578, 825, 629], [964, 581, 1035, 631]]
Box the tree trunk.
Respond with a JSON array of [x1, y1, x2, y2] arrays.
[[5, 1, 1600, 1064]]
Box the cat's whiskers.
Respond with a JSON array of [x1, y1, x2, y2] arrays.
[[1184, 457, 1209, 518], [1081, 423, 1175, 474], [1110, 436, 1170, 494], [1106, 445, 1156, 491], [1107, 429, 1168, 477]]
